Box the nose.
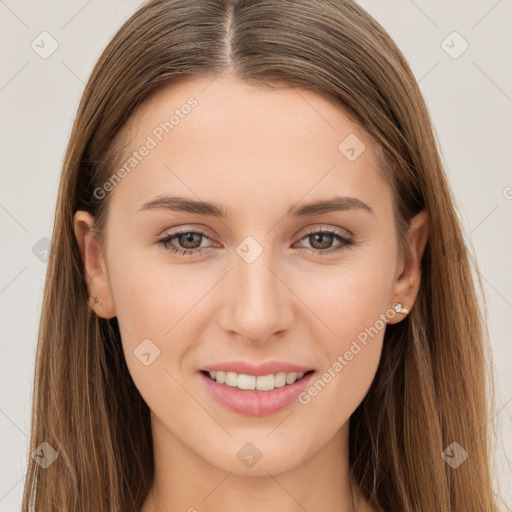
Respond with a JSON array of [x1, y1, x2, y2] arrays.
[[218, 245, 294, 345]]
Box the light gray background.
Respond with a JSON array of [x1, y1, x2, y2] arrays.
[[1, 1, 511, 510]]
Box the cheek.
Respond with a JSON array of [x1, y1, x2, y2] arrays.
[[296, 277, 387, 425], [105, 242, 222, 389], [106, 227, 394, 406], [105, 248, 199, 414], [292, 250, 394, 411], [106, 238, 198, 335], [318, 275, 387, 386], [296, 250, 395, 343]]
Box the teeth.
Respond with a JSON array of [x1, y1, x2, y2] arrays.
[[238, 374, 256, 390], [274, 372, 287, 388], [286, 372, 297, 384], [207, 370, 307, 391], [225, 372, 238, 387]]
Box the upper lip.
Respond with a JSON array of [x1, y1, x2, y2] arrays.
[[201, 360, 315, 376]]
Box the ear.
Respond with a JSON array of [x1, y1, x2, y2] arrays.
[[388, 210, 429, 324], [73, 210, 116, 319]]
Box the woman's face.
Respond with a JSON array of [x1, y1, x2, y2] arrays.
[[76, 74, 426, 477]]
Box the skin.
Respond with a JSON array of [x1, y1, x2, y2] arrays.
[[74, 74, 428, 512]]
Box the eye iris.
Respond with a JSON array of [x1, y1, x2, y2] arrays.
[[179, 232, 202, 249], [160, 229, 349, 255], [309, 232, 333, 250]]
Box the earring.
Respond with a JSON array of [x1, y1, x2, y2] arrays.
[[393, 302, 409, 315], [93, 296, 102, 305]]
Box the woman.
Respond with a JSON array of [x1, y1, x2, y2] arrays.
[[22, 0, 501, 511]]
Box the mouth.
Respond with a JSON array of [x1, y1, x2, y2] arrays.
[[200, 369, 315, 393], [199, 367, 316, 416]]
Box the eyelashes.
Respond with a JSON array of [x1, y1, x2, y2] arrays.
[[156, 228, 214, 257], [155, 226, 354, 258]]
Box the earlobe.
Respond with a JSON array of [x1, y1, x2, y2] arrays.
[[388, 210, 429, 324], [73, 210, 116, 319]]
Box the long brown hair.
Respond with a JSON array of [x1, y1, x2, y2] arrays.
[[22, 1, 501, 510]]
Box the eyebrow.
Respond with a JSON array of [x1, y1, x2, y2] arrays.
[[138, 194, 373, 218]]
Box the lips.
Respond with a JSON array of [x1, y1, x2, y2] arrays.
[[200, 360, 314, 376], [198, 360, 316, 416]]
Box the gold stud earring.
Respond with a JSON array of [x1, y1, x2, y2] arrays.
[[393, 302, 409, 315]]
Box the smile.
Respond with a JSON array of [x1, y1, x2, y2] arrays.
[[202, 369, 313, 392], [199, 369, 316, 416]]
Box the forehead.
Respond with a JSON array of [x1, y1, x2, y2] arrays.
[[106, 74, 391, 217]]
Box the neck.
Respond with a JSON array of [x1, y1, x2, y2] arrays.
[[141, 414, 369, 512]]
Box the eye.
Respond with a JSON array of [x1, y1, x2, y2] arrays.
[[155, 226, 354, 257], [293, 227, 354, 255], [156, 227, 215, 257]]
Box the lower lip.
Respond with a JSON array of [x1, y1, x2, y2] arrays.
[[199, 371, 316, 417]]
